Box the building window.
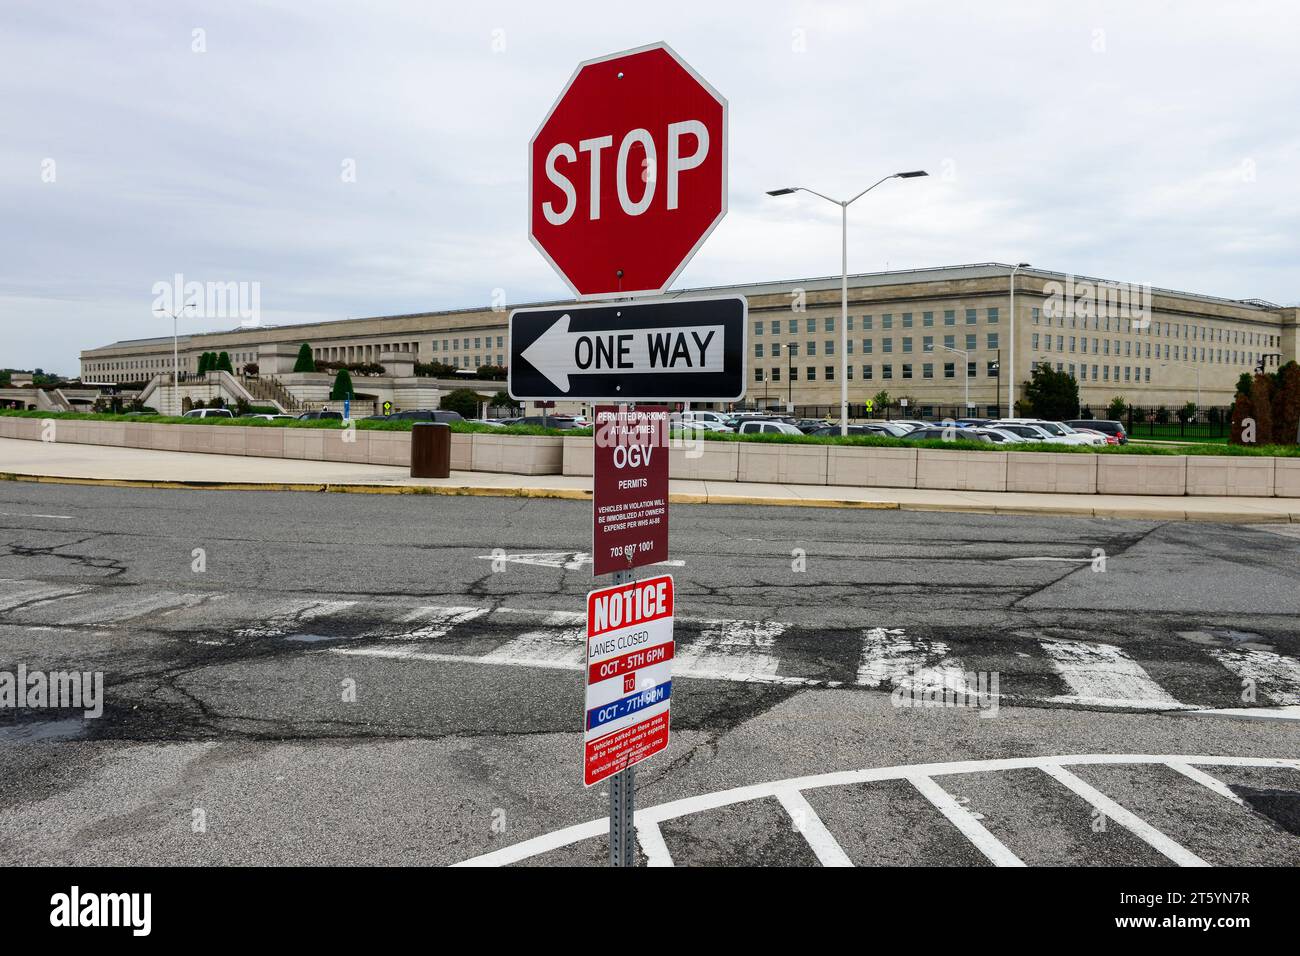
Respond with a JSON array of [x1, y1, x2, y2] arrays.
[[863, 339, 873, 354], [987, 361, 999, 377], [862, 315, 873, 330], [923, 336, 934, 352], [824, 317, 834, 332], [944, 362, 955, 379], [807, 341, 816, 356], [806, 366, 816, 381], [806, 317, 815, 332], [770, 320, 780, 334], [825, 340, 834, 355], [902, 363, 913, 379], [882, 364, 893, 380], [882, 314, 893, 330], [987, 307, 999, 324], [789, 366, 798, 381], [987, 333, 999, 350], [754, 367, 765, 382], [862, 365, 873, 380], [902, 337, 913, 353], [923, 311, 934, 327], [882, 338, 892, 353], [944, 310, 955, 326], [902, 313, 913, 328], [966, 308, 977, 325], [967, 361, 977, 378], [923, 363, 934, 379], [754, 322, 763, 335], [755, 344, 764, 358], [944, 335, 955, 351], [825, 365, 835, 381], [771, 367, 781, 382], [772, 342, 781, 357]]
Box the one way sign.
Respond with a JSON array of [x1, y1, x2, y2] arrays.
[[508, 295, 747, 401]]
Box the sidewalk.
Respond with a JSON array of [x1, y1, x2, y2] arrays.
[[2, 436, 1298, 522]]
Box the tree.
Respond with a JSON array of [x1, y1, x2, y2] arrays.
[[216, 352, 233, 373], [1250, 373, 1275, 445], [1272, 361, 1300, 446], [490, 390, 513, 409], [439, 388, 481, 419], [1235, 372, 1254, 398], [293, 343, 316, 373], [870, 390, 892, 412], [197, 353, 210, 374], [329, 368, 354, 401], [1022, 364, 1079, 421], [0, 370, 11, 387], [1107, 396, 1128, 421]]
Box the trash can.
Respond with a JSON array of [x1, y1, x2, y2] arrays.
[[410, 422, 451, 478]]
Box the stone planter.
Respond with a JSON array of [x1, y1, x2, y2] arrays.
[[470, 433, 563, 475], [1006, 452, 1098, 494], [737, 442, 828, 485], [1185, 456, 1275, 497], [916, 448, 1008, 492], [563, 436, 594, 477], [1097, 455, 1187, 496], [826, 446, 917, 488], [668, 441, 738, 481]]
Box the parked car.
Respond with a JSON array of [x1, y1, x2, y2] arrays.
[[993, 418, 1102, 446], [806, 423, 897, 438], [969, 426, 1028, 444], [1066, 419, 1128, 444], [183, 408, 234, 419], [382, 409, 463, 423], [514, 415, 581, 428], [297, 410, 343, 420], [792, 418, 832, 434], [860, 421, 913, 438], [242, 413, 296, 422], [737, 420, 804, 436], [1072, 426, 1118, 445], [671, 412, 733, 433], [900, 426, 996, 443], [466, 418, 507, 427]]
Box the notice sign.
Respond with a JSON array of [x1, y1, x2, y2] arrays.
[[584, 574, 674, 787], [592, 405, 669, 576]]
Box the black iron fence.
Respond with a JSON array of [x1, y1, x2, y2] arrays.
[[1119, 405, 1233, 441]]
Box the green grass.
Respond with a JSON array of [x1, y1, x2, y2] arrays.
[[4, 408, 1296, 456]]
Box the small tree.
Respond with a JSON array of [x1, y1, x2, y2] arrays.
[[1022, 364, 1079, 421], [329, 368, 354, 401], [1272, 361, 1300, 446], [196, 352, 210, 374], [870, 390, 892, 413], [439, 388, 481, 419], [216, 352, 233, 373], [293, 343, 316, 373], [1107, 396, 1128, 421], [1178, 401, 1197, 424], [1251, 373, 1275, 445], [1235, 372, 1254, 398]]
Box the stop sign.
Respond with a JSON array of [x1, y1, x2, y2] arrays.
[[529, 42, 727, 299]]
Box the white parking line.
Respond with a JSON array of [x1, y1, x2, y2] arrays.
[[905, 774, 1025, 867], [1041, 639, 1191, 710], [1164, 761, 1245, 806], [456, 754, 1295, 867], [0, 512, 74, 519], [1038, 763, 1209, 866], [774, 786, 854, 867], [636, 820, 674, 867]]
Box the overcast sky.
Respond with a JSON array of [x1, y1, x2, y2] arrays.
[[3, 0, 1297, 373]]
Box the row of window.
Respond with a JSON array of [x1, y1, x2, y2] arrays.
[[755, 363, 1160, 384], [756, 334, 1001, 359], [1030, 307, 1279, 347], [754, 309, 998, 337], [1033, 333, 1267, 367]]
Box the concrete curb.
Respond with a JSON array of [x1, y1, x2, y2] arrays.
[[2, 471, 1297, 521]]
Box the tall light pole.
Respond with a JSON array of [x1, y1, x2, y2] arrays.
[[1007, 262, 1030, 418], [155, 301, 196, 415], [927, 343, 971, 415], [767, 170, 928, 435]]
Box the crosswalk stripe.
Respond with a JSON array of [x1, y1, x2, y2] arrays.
[[1039, 763, 1209, 866], [57, 591, 209, 625], [774, 787, 854, 867], [384, 605, 490, 640], [856, 628, 969, 696], [905, 774, 1025, 867], [635, 820, 674, 867], [480, 616, 586, 668], [673, 620, 802, 684], [1208, 647, 1300, 706], [234, 599, 357, 637], [1041, 639, 1190, 710]]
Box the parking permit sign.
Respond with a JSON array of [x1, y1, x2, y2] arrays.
[[583, 573, 674, 787]]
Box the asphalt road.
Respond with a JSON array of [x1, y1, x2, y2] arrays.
[[0, 481, 1296, 866]]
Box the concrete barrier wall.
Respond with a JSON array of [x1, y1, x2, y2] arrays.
[[5, 417, 1300, 495]]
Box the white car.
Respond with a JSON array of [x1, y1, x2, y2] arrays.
[[737, 420, 803, 436], [994, 419, 1102, 446], [183, 408, 234, 419], [672, 411, 734, 433]]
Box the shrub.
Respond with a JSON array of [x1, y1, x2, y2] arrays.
[[1107, 396, 1128, 421], [1155, 406, 1170, 424], [329, 368, 354, 401], [1022, 364, 1079, 420], [216, 352, 233, 373], [1272, 361, 1300, 446], [242, 362, 259, 376], [439, 388, 482, 419], [293, 343, 316, 373]]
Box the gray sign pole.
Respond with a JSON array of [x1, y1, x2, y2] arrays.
[[606, 533, 638, 866]]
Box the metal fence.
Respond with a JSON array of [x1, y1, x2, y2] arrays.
[[1119, 405, 1234, 441]]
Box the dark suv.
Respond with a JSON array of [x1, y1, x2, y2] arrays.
[[297, 410, 343, 420], [387, 409, 463, 423], [1065, 419, 1127, 444]]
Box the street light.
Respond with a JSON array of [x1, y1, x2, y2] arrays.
[[1007, 262, 1030, 418], [767, 170, 929, 435], [154, 301, 196, 415], [926, 343, 972, 414]]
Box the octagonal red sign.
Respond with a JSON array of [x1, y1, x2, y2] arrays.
[[529, 42, 727, 299]]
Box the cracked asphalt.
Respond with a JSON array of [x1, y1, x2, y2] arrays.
[[0, 481, 1297, 866]]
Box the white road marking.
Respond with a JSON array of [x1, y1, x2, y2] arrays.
[[1003, 556, 1094, 563], [1209, 647, 1300, 706], [235, 599, 357, 637], [1185, 705, 1300, 721], [1041, 639, 1191, 710], [1038, 763, 1209, 867], [476, 551, 685, 570], [774, 786, 854, 867], [385, 605, 490, 640], [856, 628, 969, 697], [636, 820, 674, 867], [456, 754, 1298, 867], [0, 512, 74, 519], [1164, 761, 1245, 806], [674, 620, 789, 682], [58, 590, 209, 626], [906, 774, 1025, 867], [480, 611, 586, 668]]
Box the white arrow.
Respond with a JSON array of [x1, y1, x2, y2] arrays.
[[519, 313, 725, 393]]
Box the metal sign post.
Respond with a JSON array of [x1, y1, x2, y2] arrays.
[[607, 566, 636, 868]]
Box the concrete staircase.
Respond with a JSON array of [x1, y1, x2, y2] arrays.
[[243, 375, 301, 413]]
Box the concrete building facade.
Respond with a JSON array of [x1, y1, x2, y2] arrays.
[[81, 263, 1296, 416]]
